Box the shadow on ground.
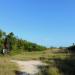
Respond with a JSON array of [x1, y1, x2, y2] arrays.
[[15, 71, 30, 75]]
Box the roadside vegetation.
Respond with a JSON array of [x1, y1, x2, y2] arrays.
[[0, 29, 75, 75]]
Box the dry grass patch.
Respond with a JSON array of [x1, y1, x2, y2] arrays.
[[0, 56, 18, 75]]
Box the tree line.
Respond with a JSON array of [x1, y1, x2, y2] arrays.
[[0, 29, 46, 54]]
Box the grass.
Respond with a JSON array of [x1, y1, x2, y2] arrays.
[[0, 49, 74, 75], [48, 67, 61, 75], [10, 50, 70, 60], [0, 55, 18, 75], [9, 50, 71, 75]]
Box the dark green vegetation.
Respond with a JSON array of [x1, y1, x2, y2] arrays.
[[0, 29, 46, 54]]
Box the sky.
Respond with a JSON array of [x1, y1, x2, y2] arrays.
[[0, 0, 75, 47]]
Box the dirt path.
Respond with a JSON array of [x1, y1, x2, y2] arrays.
[[11, 60, 47, 75]]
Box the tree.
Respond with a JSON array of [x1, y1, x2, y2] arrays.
[[0, 29, 47, 54]]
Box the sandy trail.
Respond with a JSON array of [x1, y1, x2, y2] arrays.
[[11, 60, 47, 75]]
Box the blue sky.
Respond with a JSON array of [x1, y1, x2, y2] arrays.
[[0, 0, 75, 47]]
